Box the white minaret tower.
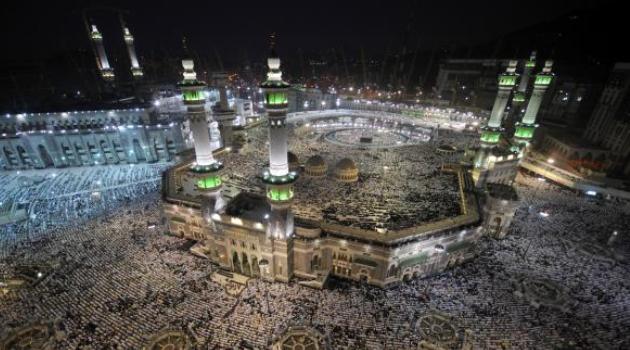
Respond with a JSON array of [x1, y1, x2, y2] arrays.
[[179, 58, 224, 200], [211, 72, 236, 150], [89, 24, 115, 81], [260, 36, 297, 282], [473, 60, 519, 169], [513, 51, 537, 104], [506, 52, 537, 139], [514, 60, 554, 152], [122, 26, 143, 79]]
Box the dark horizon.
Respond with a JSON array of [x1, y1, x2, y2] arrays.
[[0, 0, 610, 64]]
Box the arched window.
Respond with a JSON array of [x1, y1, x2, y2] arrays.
[[132, 139, 146, 162], [387, 264, 398, 278], [37, 145, 54, 167]]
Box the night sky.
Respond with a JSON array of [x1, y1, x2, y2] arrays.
[[1, 0, 602, 64]]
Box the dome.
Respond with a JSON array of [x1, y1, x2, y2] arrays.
[[336, 158, 357, 171], [334, 158, 358, 183], [306, 155, 325, 167], [288, 151, 299, 171], [305, 155, 327, 177]]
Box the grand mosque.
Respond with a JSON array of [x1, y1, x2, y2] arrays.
[[160, 41, 553, 288]]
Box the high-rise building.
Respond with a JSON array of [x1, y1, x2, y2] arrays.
[[435, 59, 512, 109], [583, 63, 630, 175]]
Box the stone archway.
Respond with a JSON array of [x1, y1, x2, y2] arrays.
[[3, 146, 17, 166], [242, 252, 251, 276], [493, 217, 502, 235], [74, 142, 89, 164], [153, 138, 164, 161], [16, 145, 29, 165], [311, 255, 321, 271], [251, 256, 260, 277], [387, 264, 398, 278], [133, 139, 146, 162], [232, 251, 242, 274], [99, 139, 114, 163], [37, 144, 54, 167]]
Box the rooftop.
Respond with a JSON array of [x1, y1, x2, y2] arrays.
[[163, 112, 481, 242]]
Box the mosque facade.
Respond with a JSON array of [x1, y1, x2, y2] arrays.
[[159, 44, 516, 288]]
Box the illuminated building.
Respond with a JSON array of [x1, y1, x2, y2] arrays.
[[0, 109, 185, 170], [161, 40, 495, 288], [583, 63, 630, 175]]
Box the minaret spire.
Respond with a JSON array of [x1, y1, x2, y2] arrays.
[[472, 60, 518, 187], [260, 36, 297, 239], [269, 32, 278, 57], [513, 60, 554, 153], [259, 37, 296, 282], [179, 51, 224, 196], [120, 16, 143, 79], [89, 23, 115, 81]]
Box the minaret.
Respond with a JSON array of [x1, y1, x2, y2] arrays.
[[473, 60, 518, 170], [513, 51, 537, 105], [179, 58, 224, 206], [122, 25, 144, 79], [211, 72, 236, 150], [89, 24, 115, 81], [260, 36, 297, 282], [513, 60, 554, 152], [505, 52, 536, 136]]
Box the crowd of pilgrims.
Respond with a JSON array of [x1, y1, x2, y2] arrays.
[[220, 114, 479, 231], [0, 159, 629, 347], [0, 164, 168, 259]]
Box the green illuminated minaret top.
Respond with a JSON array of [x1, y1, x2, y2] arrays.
[[480, 60, 518, 144], [514, 60, 554, 144], [513, 51, 537, 103], [260, 33, 297, 205], [178, 41, 224, 192]]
